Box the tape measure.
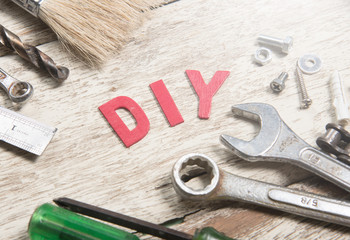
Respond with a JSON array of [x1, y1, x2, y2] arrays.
[[0, 106, 57, 155]]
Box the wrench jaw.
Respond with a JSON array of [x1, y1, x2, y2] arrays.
[[171, 153, 220, 201], [221, 103, 308, 162], [220, 103, 282, 161], [220, 134, 262, 161]]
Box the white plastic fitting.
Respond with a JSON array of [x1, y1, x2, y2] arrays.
[[330, 70, 350, 126]]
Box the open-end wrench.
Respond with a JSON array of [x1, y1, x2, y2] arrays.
[[172, 153, 350, 227], [0, 68, 33, 102], [220, 103, 350, 193]]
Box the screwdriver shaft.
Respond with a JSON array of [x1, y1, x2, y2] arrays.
[[54, 197, 193, 240]]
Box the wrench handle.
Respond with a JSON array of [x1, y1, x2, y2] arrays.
[[298, 147, 350, 192], [218, 171, 350, 227], [268, 189, 350, 219]]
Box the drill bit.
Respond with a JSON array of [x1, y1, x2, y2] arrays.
[[0, 24, 69, 82]]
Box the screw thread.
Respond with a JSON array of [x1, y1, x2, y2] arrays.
[[296, 67, 308, 98], [296, 66, 312, 108]]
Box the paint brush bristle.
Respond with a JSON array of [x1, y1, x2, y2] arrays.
[[36, 0, 167, 65]]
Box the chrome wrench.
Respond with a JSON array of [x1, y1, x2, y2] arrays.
[[172, 153, 350, 227], [220, 103, 350, 193], [0, 68, 33, 102]]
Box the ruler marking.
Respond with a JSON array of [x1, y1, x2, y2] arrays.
[[0, 106, 56, 155], [2, 134, 40, 151], [0, 107, 54, 132]]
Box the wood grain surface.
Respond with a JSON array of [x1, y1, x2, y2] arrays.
[[1, 0, 350, 239]]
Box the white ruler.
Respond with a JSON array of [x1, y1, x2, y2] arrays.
[[0, 106, 57, 155]]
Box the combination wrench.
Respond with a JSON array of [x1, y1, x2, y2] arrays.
[[0, 68, 33, 102], [220, 103, 350, 193], [172, 153, 350, 227]]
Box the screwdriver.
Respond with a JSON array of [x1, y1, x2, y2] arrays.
[[28, 197, 235, 240]]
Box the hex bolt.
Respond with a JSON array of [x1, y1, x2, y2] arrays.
[[296, 66, 312, 109], [316, 123, 350, 165], [270, 72, 288, 93], [257, 34, 293, 54]]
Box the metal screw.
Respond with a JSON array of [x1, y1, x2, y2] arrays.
[[257, 34, 293, 54], [296, 66, 312, 109], [270, 72, 288, 93]]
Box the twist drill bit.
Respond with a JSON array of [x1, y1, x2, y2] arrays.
[[0, 24, 69, 82]]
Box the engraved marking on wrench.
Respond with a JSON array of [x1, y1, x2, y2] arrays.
[[173, 154, 350, 227], [308, 153, 320, 164], [301, 196, 318, 207]]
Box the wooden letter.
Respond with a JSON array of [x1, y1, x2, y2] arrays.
[[186, 70, 230, 119], [99, 96, 150, 147], [150, 80, 184, 127]]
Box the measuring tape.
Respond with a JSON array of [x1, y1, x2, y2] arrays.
[[0, 106, 57, 155]]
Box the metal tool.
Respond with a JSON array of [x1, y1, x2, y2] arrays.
[[220, 103, 350, 193], [0, 106, 56, 155], [172, 153, 350, 227], [317, 123, 350, 164], [296, 66, 312, 109], [29, 203, 140, 240], [254, 47, 272, 65], [0, 24, 69, 82], [0, 68, 33, 103], [298, 54, 322, 74], [270, 72, 288, 93], [257, 34, 293, 54], [49, 198, 235, 240]]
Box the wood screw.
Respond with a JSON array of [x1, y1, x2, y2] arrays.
[[296, 66, 312, 109]]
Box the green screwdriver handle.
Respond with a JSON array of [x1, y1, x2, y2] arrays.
[[28, 203, 139, 240], [193, 227, 237, 240]]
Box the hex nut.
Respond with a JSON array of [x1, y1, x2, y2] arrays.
[[254, 47, 272, 65]]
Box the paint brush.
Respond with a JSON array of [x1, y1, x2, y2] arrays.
[[11, 0, 169, 66]]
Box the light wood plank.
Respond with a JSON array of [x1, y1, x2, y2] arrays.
[[1, 0, 350, 239]]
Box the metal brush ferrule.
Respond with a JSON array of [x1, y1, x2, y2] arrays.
[[11, 0, 44, 17]]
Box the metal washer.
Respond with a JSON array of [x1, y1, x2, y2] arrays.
[[298, 54, 322, 74]]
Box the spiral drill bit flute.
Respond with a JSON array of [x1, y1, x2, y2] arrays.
[[0, 25, 69, 82]]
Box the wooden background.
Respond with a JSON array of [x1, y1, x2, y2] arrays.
[[1, 0, 350, 239]]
